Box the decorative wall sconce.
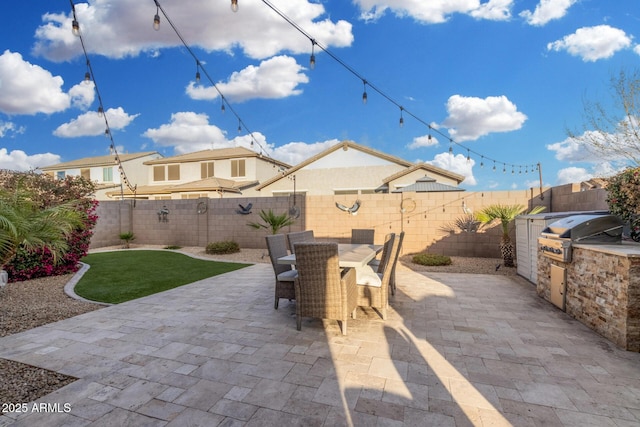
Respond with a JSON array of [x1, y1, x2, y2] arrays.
[[157, 205, 170, 222]]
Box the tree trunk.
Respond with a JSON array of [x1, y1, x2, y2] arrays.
[[500, 241, 515, 267]]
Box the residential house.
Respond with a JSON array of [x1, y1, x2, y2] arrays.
[[111, 147, 291, 200], [255, 140, 465, 197], [39, 151, 162, 200]]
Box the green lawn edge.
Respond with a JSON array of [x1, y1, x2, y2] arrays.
[[75, 250, 250, 304]]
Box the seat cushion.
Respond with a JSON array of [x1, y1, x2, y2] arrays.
[[277, 269, 298, 281], [355, 265, 382, 287]]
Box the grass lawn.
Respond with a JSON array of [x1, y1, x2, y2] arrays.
[[76, 250, 250, 304]]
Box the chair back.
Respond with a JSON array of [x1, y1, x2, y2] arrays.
[[351, 228, 375, 244], [293, 242, 342, 316], [379, 233, 400, 289], [287, 230, 315, 253], [265, 234, 292, 277], [376, 233, 396, 274]]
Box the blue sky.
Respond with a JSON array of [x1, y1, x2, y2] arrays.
[[0, 0, 638, 190]]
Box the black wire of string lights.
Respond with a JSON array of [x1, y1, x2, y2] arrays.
[[69, 0, 137, 198], [232, 0, 542, 181], [152, 0, 277, 163]]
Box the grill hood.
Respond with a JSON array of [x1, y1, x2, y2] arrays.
[[541, 214, 624, 243]]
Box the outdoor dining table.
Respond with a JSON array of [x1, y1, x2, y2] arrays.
[[277, 243, 383, 268]]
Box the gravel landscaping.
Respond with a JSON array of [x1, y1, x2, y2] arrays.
[[0, 246, 516, 407]]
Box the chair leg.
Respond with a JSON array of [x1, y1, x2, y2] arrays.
[[341, 320, 347, 335], [381, 307, 387, 320], [296, 315, 302, 331], [274, 297, 279, 310], [352, 307, 357, 319]]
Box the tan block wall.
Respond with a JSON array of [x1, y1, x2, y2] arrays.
[[538, 248, 640, 351], [547, 184, 609, 212]]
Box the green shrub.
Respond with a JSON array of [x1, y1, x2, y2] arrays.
[[206, 240, 240, 255], [412, 253, 452, 266], [164, 245, 182, 250], [119, 231, 135, 249]]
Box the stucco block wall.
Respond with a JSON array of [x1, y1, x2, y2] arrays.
[[547, 183, 609, 212]]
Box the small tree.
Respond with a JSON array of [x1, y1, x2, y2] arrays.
[[119, 231, 135, 249], [247, 209, 295, 234], [476, 204, 545, 267]]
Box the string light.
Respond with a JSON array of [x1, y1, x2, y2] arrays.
[[362, 80, 368, 104], [195, 61, 200, 83], [71, 19, 80, 36], [153, 4, 160, 30], [399, 107, 404, 128], [231, 0, 239, 13], [256, 0, 541, 183], [309, 39, 316, 70]]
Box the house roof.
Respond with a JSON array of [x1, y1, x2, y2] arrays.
[[392, 176, 465, 193], [105, 177, 252, 197], [39, 151, 161, 171], [255, 140, 414, 190], [143, 147, 290, 168], [383, 162, 465, 185]]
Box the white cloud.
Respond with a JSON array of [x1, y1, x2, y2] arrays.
[[441, 95, 527, 141], [68, 81, 96, 110], [33, 0, 353, 61], [270, 139, 341, 166], [186, 56, 309, 103], [635, 44, 640, 56], [143, 111, 230, 153], [0, 50, 70, 115], [556, 162, 619, 185], [547, 25, 632, 62], [520, 0, 576, 26], [407, 134, 439, 150], [354, 0, 513, 24], [54, 107, 139, 137], [0, 121, 25, 138], [0, 148, 60, 171], [428, 152, 477, 186]]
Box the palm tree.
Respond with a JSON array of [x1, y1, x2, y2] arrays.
[[476, 204, 545, 267], [247, 209, 295, 234], [0, 188, 84, 284]]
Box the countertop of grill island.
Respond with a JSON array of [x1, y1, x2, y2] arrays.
[[572, 240, 640, 257]]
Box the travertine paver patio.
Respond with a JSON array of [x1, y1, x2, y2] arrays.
[[1, 263, 639, 426]]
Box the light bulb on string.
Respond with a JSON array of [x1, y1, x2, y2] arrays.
[[309, 40, 316, 70], [493, 161, 496, 171], [221, 100, 226, 113], [362, 80, 368, 104], [503, 164, 506, 173], [237, 119, 242, 134], [104, 128, 110, 137], [448, 140, 453, 155], [84, 71, 91, 83], [98, 106, 104, 117], [153, 5, 160, 31], [195, 63, 201, 83], [480, 156, 484, 168], [466, 149, 471, 163], [399, 107, 404, 128], [72, 19, 80, 36], [231, 0, 239, 12]]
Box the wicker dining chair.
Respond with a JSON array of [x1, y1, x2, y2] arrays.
[[286, 230, 315, 254], [389, 231, 405, 296], [351, 228, 375, 244], [265, 234, 297, 309], [357, 233, 398, 320], [293, 242, 358, 335]]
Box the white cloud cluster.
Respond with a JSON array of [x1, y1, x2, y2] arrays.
[[442, 95, 527, 141], [556, 162, 617, 185], [0, 122, 25, 138], [0, 148, 60, 171], [0, 50, 71, 115], [428, 152, 477, 186], [520, 0, 576, 26], [54, 107, 139, 137], [407, 134, 439, 150], [354, 0, 513, 24], [33, 0, 353, 62], [547, 25, 633, 62], [186, 56, 308, 103], [270, 140, 341, 166]]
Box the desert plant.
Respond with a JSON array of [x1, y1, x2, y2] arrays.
[[412, 253, 452, 266], [476, 204, 545, 267], [247, 209, 295, 234], [206, 240, 240, 254], [119, 231, 135, 249], [440, 214, 482, 234]]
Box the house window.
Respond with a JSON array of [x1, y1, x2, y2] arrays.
[[168, 164, 180, 181], [81, 168, 90, 180], [231, 159, 245, 177], [201, 162, 214, 178], [102, 167, 113, 182], [154, 166, 165, 181], [56, 171, 65, 180]]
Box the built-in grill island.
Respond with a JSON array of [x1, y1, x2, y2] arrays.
[[536, 213, 640, 352], [538, 214, 624, 263]]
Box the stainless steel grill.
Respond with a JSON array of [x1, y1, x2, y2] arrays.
[[538, 214, 624, 262]]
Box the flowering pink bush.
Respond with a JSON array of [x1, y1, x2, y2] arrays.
[[1, 171, 98, 282]]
